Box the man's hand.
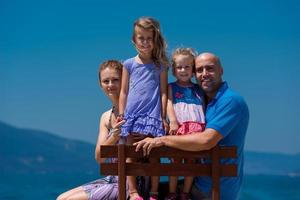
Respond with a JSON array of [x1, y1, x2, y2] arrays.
[[133, 137, 165, 156]]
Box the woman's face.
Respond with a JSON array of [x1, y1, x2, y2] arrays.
[[100, 68, 121, 98]]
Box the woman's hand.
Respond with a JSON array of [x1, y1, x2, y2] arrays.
[[133, 137, 165, 156], [116, 114, 124, 123], [111, 120, 126, 138]]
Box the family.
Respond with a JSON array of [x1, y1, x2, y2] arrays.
[[57, 16, 249, 200]]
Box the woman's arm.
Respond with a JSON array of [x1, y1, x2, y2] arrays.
[[95, 111, 121, 163], [160, 68, 168, 132], [167, 84, 178, 135], [119, 67, 129, 117]]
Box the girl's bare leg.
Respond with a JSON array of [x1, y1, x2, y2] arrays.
[[182, 158, 194, 193], [150, 157, 160, 198], [127, 134, 144, 199], [127, 159, 140, 199], [169, 158, 181, 193]]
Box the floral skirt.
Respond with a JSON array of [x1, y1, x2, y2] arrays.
[[176, 121, 205, 135]]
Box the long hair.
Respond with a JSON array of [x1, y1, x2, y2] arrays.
[[132, 16, 169, 68]]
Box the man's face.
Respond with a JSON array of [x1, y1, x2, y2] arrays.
[[195, 55, 223, 96]]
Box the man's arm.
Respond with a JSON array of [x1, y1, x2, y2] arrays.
[[134, 128, 223, 155]]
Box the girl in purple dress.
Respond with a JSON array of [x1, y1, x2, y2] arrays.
[[118, 16, 169, 200]]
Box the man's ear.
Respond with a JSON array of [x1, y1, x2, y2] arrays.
[[220, 67, 224, 75], [131, 39, 135, 45]]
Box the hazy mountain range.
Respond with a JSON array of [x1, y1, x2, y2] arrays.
[[0, 121, 97, 174], [1, 121, 299, 176]]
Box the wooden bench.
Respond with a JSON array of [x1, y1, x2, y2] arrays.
[[100, 144, 237, 200]]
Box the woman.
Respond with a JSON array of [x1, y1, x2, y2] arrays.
[[57, 60, 126, 200]]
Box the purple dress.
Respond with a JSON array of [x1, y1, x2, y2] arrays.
[[121, 57, 165, 137]]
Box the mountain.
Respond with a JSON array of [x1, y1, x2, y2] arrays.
[[1, 121, 299, 176], [0, 121, 97, 174]]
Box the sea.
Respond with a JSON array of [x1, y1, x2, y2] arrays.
[[1, 173, 299, 200]]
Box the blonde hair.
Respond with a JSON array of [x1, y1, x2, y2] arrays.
[[171, 47, 197, 73], [132, 16, 169, 68], [98, 60, 123, 83]]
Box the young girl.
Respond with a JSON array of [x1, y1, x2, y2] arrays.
[[119, 16, 169, 200], [166, 48, 206, 200]]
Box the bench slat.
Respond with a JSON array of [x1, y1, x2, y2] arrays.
[[100, 144, 238, 200], [100, 145, 237, 159], [100, 163, 237, 177]]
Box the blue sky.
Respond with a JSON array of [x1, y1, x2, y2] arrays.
[[1, 0, 299, 154]]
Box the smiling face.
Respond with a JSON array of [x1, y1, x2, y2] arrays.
[[98, 61, 122, 100], [133, 26, 154, 57], [195, 53, 223, 98], [173, 54, 194, 84], [100, 68, 121, 98]]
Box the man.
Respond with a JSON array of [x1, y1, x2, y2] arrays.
[[134, 52, 249, 200]]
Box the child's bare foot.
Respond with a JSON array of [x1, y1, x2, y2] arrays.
[[164, 193, 177, 200], [129, 191, 143, 200], [149, 191, 159, 200], [179, 192, 191, 200]]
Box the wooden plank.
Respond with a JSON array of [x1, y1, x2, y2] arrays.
[[219, 146, 237, 158], [99, 144, 238, 199], [221, 164, 238, 177], [118, 144, 126, 200], [211, 146, 220, 200], [100, 145, 118, 157], [101, 163, 237, 177], [100, 145, 237, 159]]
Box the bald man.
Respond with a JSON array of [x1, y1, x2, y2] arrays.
[[134, 52, 249, 200]]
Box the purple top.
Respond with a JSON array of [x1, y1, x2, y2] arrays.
[[121, 57, 165, 137]]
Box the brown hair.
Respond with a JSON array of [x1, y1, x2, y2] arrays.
[[171, 47, 197, 73], [132, 16, 169, 68], [98, 60, 123, 83]]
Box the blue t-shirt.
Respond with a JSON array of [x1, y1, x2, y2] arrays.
[[194, 82, 249, 200]]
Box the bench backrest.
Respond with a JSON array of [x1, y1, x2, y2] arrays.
[[100, 144, 237, 200]]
